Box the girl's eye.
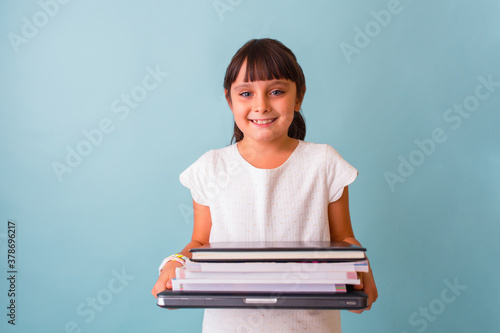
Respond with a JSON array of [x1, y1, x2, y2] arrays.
[[271, 90, 284, 96], [240, 92, 251, 97]]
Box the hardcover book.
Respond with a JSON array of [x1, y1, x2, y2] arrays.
[[190, 241, 366, 262]]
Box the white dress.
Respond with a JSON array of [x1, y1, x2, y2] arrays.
[[180, 140, 358, 333]]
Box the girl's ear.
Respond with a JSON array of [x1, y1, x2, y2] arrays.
[[294, 99, 302, 111]]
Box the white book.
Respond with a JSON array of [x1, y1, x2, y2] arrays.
[[171, 278, 347, 293], [185, 259, 369, 273], [176, 266, 358, 281]]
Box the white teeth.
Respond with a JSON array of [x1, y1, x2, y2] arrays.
[[251, 119, 274, 124]]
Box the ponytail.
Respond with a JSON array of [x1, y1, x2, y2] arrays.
[[287, 111, 306, 141]]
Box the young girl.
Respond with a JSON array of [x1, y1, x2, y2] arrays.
[[152, 38, 378, 332]]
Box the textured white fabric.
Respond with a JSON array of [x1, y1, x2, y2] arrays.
[[179, 140, 358, 333]]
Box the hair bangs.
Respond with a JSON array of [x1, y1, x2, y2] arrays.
[[224, 39, 305, 98], [243, 46, 297, 83]]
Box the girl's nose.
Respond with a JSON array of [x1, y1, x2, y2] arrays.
[[253, 94, 270, 113]]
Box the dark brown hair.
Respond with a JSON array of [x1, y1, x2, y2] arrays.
[[224, 38, 306, 144]]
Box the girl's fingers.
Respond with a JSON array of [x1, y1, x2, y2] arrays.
[[152, 283, 164, 298]]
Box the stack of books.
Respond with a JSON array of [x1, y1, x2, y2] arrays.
[[171, 241, 368, 293]]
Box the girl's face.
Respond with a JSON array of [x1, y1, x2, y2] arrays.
[[226, 61, 303, 146]]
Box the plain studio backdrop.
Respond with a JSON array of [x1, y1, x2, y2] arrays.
[[1, 0, 499, 332]]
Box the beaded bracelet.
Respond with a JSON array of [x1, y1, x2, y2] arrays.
[[158, 253, 188, 275]]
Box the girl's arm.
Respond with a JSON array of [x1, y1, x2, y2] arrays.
[[151, 200, 212, 298], [328, 186, 378, 313]]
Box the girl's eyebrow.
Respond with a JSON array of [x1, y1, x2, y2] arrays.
[[233, 80, 292, 90], [233, 83, 252, 90]]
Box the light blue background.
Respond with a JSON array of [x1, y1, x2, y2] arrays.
[[1, 0, 499, 332]]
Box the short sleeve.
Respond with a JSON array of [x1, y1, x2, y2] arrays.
[[179, 152, 212, 206], [326, 145, 358, 202]]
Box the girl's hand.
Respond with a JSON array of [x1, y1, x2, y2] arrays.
[[151, 261, 184, 298], [350, 263, 378, 314]]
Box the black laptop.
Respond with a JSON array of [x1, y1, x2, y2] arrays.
[[157, 287, 367, 310]]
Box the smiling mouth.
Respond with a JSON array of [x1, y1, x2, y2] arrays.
[[250, 118, 277, 125]]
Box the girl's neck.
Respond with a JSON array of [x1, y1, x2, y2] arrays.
[[236, 137, 299, 169]]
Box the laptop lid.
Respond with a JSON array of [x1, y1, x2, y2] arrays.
[[157, 287, 367, 310]]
